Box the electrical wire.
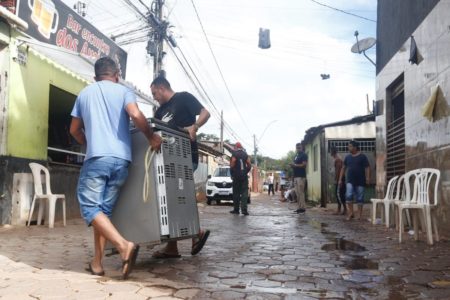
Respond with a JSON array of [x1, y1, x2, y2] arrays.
[[166, 43, 251, 147], [310, 0, 376, 23], [189, 0, 253, 137]]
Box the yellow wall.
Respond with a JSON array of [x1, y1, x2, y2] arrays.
[[7, 38, 87, 159]]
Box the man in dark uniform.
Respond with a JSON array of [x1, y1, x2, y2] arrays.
[[150, 76, 211, 258], [229, 142, 252, 215], [291, 143, 308, 214]]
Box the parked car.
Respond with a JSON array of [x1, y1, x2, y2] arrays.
[[206, 166, 251, 205]]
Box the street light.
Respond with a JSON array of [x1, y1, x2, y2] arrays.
[[253, 119, 278, 167]]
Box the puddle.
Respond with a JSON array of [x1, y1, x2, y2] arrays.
[[321, 238, 366, 251], [309, 219, 327, 231], [344, 256, 378, 270], [322, 238, 378, 270]]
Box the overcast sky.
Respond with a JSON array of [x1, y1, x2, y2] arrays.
[[62, 0, 377, 159]]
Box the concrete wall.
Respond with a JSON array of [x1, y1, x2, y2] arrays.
[[376, 0, 450, 235], [376, 0, 440, 74]]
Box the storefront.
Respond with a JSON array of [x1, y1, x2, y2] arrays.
[[0, 1, 156, 225]]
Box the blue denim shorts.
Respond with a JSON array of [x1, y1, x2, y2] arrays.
[[77, 157, 130, 225], [345, 183, 365, 204]]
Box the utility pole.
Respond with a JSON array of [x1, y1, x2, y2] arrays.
[[147, 0, 167, 78], [253, 134, 258, 167], [220, 110, 224, 153]]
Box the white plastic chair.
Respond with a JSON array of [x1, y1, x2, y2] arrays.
[[27, 163, 66, 228], [371, 175, 398, 226], [397, 168, 440, 245]]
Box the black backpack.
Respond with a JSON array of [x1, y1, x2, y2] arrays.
[[231, 150, 251, 180]]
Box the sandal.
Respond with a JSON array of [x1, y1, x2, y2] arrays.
[[191, 229, 210, 255], [122, 244, 140, 280], [85, 263, 105, 276]]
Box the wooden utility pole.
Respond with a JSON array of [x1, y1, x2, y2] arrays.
[[153, 0, 164, 78]]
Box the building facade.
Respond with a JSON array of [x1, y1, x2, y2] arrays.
[[376, 0, 450, 234], [301, 115, 376, 206], [0, 1, 155, 225]]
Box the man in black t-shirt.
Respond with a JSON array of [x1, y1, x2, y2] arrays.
[[152, 77, 210, 169], [150, 76, 211, 258], [291, 143, 308, 214]]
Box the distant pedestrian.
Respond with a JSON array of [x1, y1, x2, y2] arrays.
[[330, 147, 346, 215], [267, 173, 275, 195], [291, 143, 308, 214], [338, 140, 370, 221], [230, 142, 252, 215]]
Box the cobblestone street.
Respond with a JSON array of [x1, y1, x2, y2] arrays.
[[1, 193, 450, 299]]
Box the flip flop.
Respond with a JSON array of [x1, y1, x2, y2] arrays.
[[85, 263, 105, 276], [191, 229, 210, 255], [152, 251, 181, 259], [122, 244, 140, 280]]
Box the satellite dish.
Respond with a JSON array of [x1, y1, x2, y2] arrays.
[[351, 37, 376, 53], [351, 31, 376, 67]]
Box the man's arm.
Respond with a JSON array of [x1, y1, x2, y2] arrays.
[[187, 108, 210, 141], [69, 117, 86, 145], [230, 156, 236, 168], [291, 160, 307, 169], [126, 103, 162, 151], [245, 157, 252, 171], [338, 166, 346, 186], [365, 166, 370, 185]]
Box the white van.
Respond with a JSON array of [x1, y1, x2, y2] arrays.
[[205, 166, 251, 205]]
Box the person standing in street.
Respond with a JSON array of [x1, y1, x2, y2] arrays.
[[229, 142, 252, 215], [338, 140, 370, 221], [70, 57, 162, 279], [291, 143, 308, 214], [267, 173, 275, 196], [330, 147, 346, 215], [150, 76, 211, 258]]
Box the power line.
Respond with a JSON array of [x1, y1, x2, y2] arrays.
[[189, 0, 253, 137], [166, 43, 250, 146], [310, 0, 376, 23]]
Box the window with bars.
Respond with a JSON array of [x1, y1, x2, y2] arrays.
[[328, 139, 376, 153]]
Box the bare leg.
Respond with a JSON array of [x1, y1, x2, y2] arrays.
[[357, 204, 363, 220], [91, 213, 135, 264], [90, 227, 106, 273], [346, 203, 354, 220]]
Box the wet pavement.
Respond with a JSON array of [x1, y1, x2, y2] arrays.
[[1, 192, 450, 299]]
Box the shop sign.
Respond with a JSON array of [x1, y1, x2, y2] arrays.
[[16, 0, 128, 77]]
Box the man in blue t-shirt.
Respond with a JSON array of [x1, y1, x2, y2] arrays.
[[338, 140, 370, 221], [70, 57, 162, 279], [291, 143, 308, 214]]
